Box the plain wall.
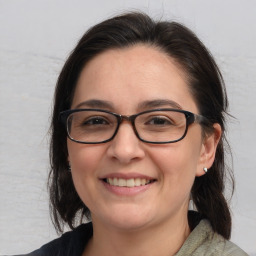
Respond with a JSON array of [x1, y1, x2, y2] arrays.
[[0, 0, 255, 255]]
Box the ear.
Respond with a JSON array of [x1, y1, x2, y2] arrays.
[[196, 123, 222, 177]]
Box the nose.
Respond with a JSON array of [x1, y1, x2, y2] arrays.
[[106, 121, 145, 164]]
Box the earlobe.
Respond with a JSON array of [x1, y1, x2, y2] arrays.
[[196, 123, 222, 177]]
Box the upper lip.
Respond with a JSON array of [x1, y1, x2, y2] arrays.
[[99, 172, 156, 180]]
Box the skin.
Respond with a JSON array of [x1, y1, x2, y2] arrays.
[[67, 45, 221, 256]]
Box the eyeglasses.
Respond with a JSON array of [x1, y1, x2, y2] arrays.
[[59, 108, 208, 144]]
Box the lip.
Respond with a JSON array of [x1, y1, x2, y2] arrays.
[[99, 172, 157, 196], [101, 179, 155, 196], [99, 172, 156, 180]]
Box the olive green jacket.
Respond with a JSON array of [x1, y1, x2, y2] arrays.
[[176, 219, 248, 256]]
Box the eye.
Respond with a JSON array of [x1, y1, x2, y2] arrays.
[[82, 116, 110, 126], [145, 116, 173, 126]]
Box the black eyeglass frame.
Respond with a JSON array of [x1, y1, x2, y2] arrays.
[[59, 108, 209, 144]]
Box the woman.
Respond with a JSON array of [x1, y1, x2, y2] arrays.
[[24, 12, 248, 256]]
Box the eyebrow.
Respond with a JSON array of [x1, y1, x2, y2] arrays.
[[137, 99, 182, 110], [75, 99, 114, 110], [74, 99, 182, 111]]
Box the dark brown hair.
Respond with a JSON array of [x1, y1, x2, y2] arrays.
[[49, 12, 234, 239]]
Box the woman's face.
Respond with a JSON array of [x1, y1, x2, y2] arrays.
[[68, 45, 209, 231]]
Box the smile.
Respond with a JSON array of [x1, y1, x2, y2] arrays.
[[104, 178, 155, 187]]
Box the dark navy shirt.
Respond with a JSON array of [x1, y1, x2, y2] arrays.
[[19, 222, 93, 256]]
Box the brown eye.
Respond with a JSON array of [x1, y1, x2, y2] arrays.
[[82, 116, 109, 126], [145, 116, 173, 126]]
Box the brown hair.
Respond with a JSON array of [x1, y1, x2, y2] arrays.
[[49, 12, 234, 239]]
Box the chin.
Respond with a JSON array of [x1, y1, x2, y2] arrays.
[[109, 217, 153, 231], [93, 206, 155, 231]]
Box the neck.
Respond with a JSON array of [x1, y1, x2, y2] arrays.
[[83, 212, 190, 256]]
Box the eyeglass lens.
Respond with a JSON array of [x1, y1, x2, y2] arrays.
[[66, 110, 187, 143]]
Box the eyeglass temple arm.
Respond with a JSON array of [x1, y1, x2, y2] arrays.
[[194, 114, 210, 125]]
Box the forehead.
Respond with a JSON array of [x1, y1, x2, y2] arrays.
[[72, 45, 197, 113]]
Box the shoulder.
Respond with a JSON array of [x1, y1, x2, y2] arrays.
[[18, 222, 93, 256], [176, 219, 248, 256], [221, 239, 249, 256]]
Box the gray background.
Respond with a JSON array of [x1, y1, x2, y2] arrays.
[[0, 0, 255, 255]]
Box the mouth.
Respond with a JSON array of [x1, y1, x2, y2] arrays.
[[102, 177, 156, 188]]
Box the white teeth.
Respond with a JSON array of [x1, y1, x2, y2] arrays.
[[106, 178, 152, 187], [113, 177, 118, 186], [134, 178, 141, 186], [127, 179, 135, 187], [108, 178, 114, 185], [119, 178, 126, 187]]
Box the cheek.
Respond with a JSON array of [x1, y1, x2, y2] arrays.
[[148, 141, 201, 188], [67, 142, 107, 205], [68, 142, 104, 172], [154, 148, 197, 209]]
